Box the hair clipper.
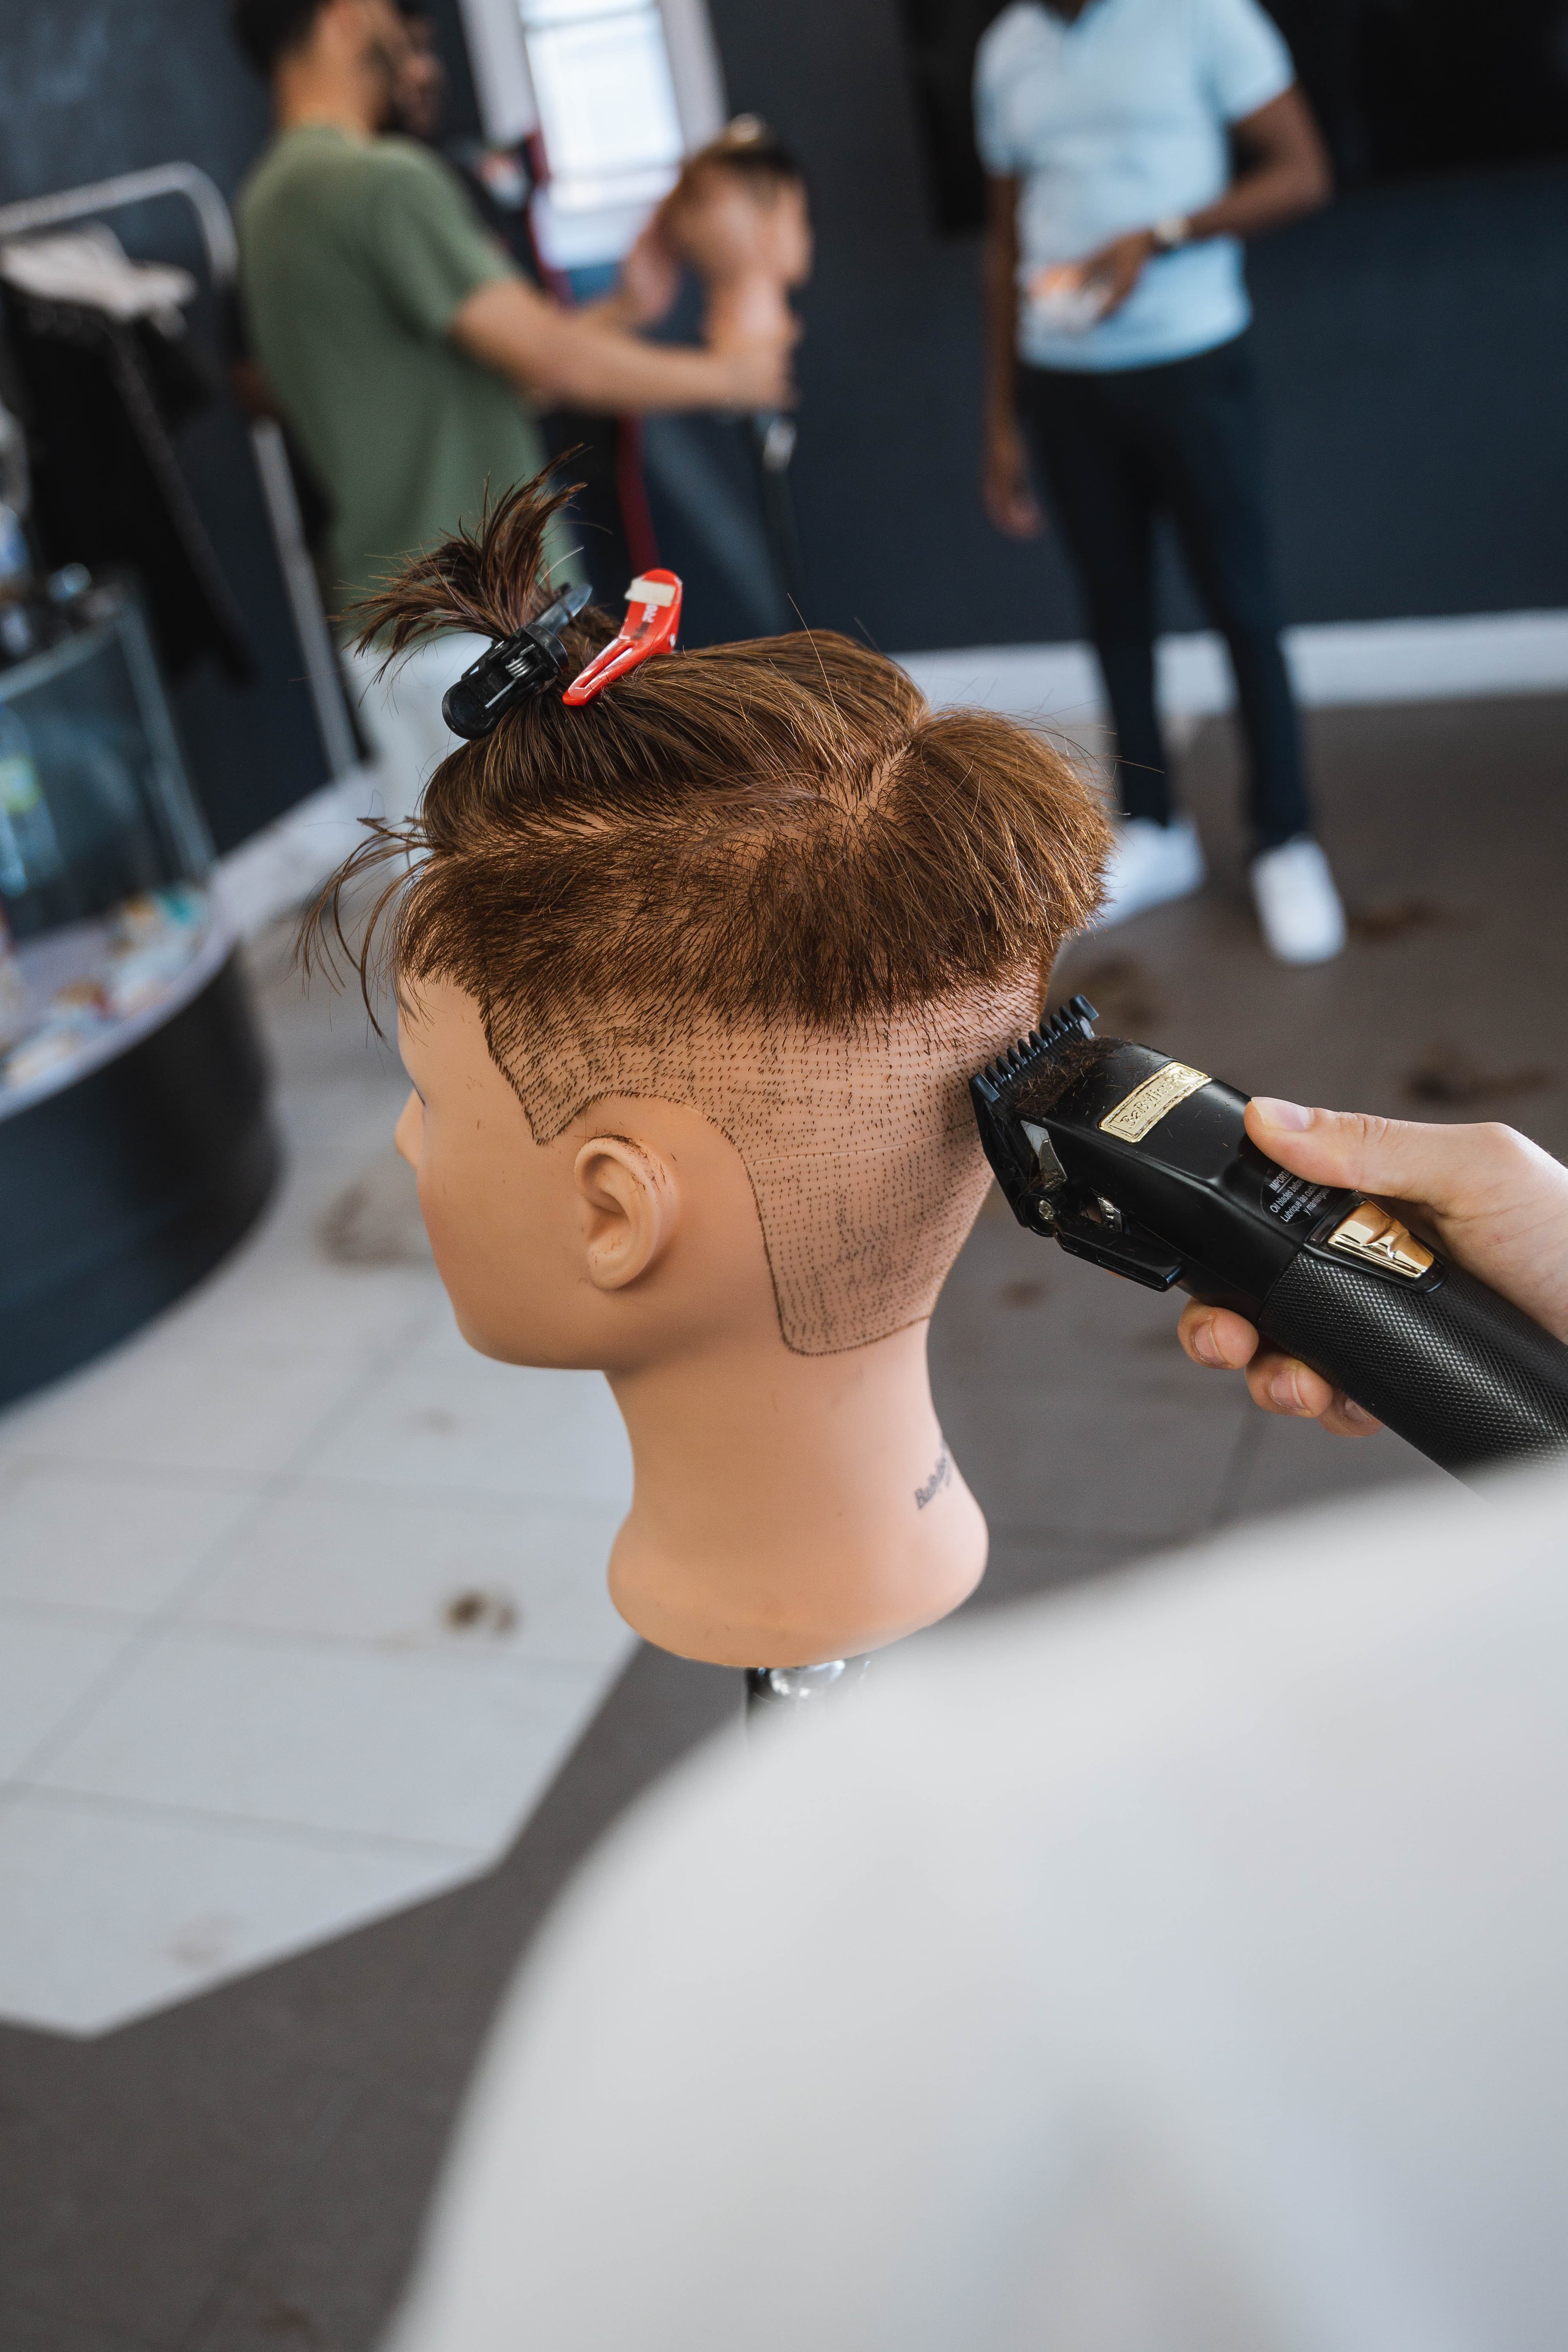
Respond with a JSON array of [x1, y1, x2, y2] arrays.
[[971, 997, 1568, 1483]]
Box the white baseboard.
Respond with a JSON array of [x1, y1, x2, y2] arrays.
[[217, 611, 1568, 939], [216, 764, 386, 941], [895, 609, 1568, 740]]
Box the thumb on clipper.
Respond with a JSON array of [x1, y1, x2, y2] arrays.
[[1244, 1097, 1463, 1208], [1245, 1097, 1568, 1342]]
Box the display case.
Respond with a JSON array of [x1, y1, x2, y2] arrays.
[[0, 582, 277, 1407]]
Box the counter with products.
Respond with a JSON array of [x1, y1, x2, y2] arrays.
[[0, 579, 278, 1408]]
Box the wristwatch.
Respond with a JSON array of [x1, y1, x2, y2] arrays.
[[1150, 214, 1192, 252]]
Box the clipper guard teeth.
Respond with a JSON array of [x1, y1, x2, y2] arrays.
[[979, 994, 1098, 1098]]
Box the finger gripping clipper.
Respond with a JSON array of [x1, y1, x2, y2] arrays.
[[971, 998, 1568, 1483]]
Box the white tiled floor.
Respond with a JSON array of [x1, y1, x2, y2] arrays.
[[0, 922, 635, 2037]]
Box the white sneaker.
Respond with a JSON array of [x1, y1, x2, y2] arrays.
[[1094, 815, 1207, 930], [1250, 836, 1346, 964]]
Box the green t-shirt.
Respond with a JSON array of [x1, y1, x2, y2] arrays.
[[237, 125, 555, 616]]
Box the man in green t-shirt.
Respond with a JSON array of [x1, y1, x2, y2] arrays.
[[232, 0, 789, 815]]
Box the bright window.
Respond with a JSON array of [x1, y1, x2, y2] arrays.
[[519, 0, 686, 212]]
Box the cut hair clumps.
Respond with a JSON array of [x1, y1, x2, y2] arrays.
[[312, 473, 1110, 1056]]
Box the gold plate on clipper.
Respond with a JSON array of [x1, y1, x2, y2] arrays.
[[1326, 1200, 1434, 1279], [1099, 1061, 1210, 1144]]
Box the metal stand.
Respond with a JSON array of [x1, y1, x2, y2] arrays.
[[744, 1654, 873, 1728], [747, 409, 808, 623]]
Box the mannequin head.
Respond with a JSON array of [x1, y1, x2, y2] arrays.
[[393, 980, 780, 1378], [321, 477, 1108, 1661], [661, 120, 812, 347]]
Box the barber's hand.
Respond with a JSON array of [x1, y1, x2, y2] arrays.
[[710, 334, 795, 413], [1178, 1100, 1568, 1437], [982, 415, 1044, 538], [1078, 229, 1156, 318]]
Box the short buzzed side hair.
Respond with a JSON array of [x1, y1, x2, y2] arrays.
[[230, 0, 332, 77]]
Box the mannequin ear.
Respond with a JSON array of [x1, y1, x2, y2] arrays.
[[572, 1134, 680, 1292]]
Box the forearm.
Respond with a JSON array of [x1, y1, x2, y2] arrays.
[[981, 180, 1022, 427], [983, 257, 1020, 424], [577, 283, 642, 336], [1186, 158, 1329, 245], [1184, 87, 1331, 245], [452, 279, 734, 413], [519, 323, 731, 413]]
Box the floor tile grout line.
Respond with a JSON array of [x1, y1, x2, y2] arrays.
[[0, 1589, 633, 1673], [3, 1779, 501, 1864], [181, 1463, 631, 1517], [1, 964, 639, 2036], [0, 1305, 630, 1922], [19, 1708, 617, 1856], [0, 1454, 280, 1500], [2, 1457, 316, 1793], [0, 1233, 444, 1486], [0, 1264, 467, 1790], [267, 1287, 461, 1490]]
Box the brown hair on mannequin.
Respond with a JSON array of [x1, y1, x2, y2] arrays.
[[318, 474, 1107, 1048]]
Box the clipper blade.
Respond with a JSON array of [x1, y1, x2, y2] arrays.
[[970, 993, 1099, 1216]]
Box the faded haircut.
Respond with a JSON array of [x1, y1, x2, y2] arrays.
[[308, 474, 1110, 1351], [312, 472, 1109, 1042]]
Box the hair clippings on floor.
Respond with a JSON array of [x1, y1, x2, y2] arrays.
[[563, 570, 682, 706], [440, 579, 593, 740]]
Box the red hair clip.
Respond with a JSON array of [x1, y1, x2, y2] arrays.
[[562, 570, 682, 706]]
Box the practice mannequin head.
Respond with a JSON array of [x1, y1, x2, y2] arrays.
[[392, 979, 784, 1377], [661, 119, 812, 345], [327, 476, 1107, 1356], [316, 477, 1109, 1661]]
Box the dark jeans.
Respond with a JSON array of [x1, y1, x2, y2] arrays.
[[1019, 332, 1312, 851]]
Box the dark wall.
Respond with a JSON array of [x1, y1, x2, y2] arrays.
[[0, 4, 333, 854], [6, 0, 1563, 824], [706, 0, 1568, 653]]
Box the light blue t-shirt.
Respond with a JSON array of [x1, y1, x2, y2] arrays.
[[975, 0, 1294, 372]]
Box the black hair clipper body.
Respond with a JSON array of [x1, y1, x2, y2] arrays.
[[972, 998, 1568, 1483]]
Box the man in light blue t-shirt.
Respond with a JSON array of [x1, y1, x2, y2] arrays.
[[977, 0, 1342, 963]]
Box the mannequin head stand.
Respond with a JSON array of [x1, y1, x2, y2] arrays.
[[745, 1657, 874, 1728], [311, 474, 1109, 1670]]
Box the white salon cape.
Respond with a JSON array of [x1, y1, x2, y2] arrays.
[[388, 1460, 1568, 2352]]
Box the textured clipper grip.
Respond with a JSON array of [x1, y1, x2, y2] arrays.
[[1260, 1252, 1568, 1479]]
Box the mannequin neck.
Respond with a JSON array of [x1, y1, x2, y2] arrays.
[[702, 274, 798, 353], [604, 1319, 987, 1667]]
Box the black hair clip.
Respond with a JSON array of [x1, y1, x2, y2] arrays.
[[441, 580, 593, 740]]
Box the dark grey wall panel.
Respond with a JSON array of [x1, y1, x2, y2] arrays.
[[7, 0, 1563, 752], [704, 0, 1568, 653]]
